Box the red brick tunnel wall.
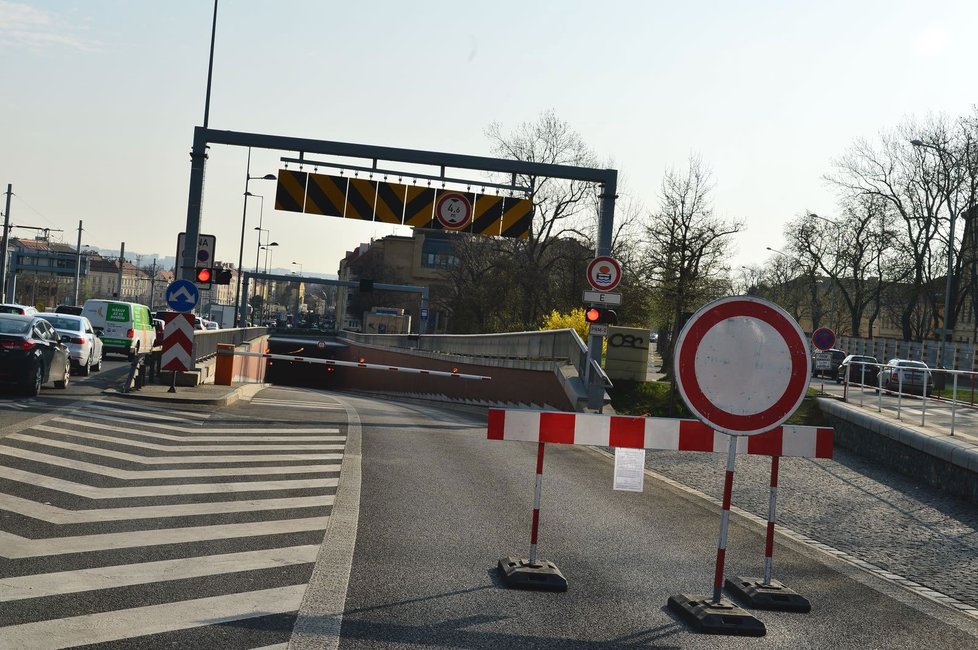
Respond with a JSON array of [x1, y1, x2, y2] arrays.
[[333, 343, 574, 410]]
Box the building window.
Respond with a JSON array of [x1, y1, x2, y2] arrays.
[[421, 238, 459, 269]]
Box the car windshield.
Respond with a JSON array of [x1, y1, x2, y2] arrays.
[[0, 319, 31, 334], [44, 317, 82, 331]]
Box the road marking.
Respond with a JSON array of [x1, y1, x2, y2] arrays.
[[251, 398, 344, 410], [0, 492, 334, 523], [0, 516, 329, 558], [0, 466, 339, 498], [55, 415, 341, 435], [22, 419, 343, 442], [31, 425, 344, 451], [86, 402, 214, 422], [0, 447, 340, 479], [0, 585, 307, 649], [0, 545, 320, 601], [7, 434, 342, 463]]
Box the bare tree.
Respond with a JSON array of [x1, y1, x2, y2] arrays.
[[639, 155, 743, 370]]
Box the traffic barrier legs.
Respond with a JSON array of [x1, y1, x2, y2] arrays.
[[724, 455, 811, 612], [668, 437, 766, 636], [497, 442, 567, 592]]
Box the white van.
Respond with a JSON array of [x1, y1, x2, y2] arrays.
[[81, 299, 155, 360]]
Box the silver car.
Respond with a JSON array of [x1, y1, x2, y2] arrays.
[[38, 313, 103, 376]]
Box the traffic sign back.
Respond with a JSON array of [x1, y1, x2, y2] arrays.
[[674, 296, 811, 436]]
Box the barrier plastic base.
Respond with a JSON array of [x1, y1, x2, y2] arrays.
[[497, 556, 567, 592], [667, 594, 766, 636], [725, 576, 812, 612]]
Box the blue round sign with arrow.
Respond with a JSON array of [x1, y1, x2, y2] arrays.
[[165, 279, 200, 314]]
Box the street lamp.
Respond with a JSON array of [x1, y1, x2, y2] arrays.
[[291, 261, 303, 275], [260, 242, 278, 322], [234, 157, 276, 326], [911, 138, 956, 366]]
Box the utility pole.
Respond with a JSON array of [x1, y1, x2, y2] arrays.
[[73, 220, 83, 306], [0, 184, 11, 299], [149, 258, 158, 307], [116, 242, 125, 299]]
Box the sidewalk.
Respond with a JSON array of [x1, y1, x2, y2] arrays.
[[103, 381, 262, 406]]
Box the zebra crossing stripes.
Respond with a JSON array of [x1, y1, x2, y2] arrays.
[[250, 396, 345, 410], [0, 397, 347, 647]]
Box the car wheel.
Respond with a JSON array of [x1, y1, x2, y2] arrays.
[[92, 351, 102, 372], [54, 359, 70, 389], [24, 363, 43, 397], [128, 343, 139, 362], [80, 354, 92, 376]]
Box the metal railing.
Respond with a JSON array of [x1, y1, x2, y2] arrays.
[[835, 360, 978, 436], [193, 326, 268, 363]]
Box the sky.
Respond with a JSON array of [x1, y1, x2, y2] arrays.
[[2, 0, 976, 280]]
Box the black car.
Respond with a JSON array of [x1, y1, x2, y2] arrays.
[[0, 313, 72, 396], [836, 354, 880, 385]]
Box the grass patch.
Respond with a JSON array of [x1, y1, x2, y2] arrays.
[[609, 380, 831, 427]]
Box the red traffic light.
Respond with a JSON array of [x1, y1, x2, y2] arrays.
[[195, 267, 213, 283], [584, 307, 618, 324]]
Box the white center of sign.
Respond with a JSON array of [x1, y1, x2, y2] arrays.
[[694, 316, 792, 416]]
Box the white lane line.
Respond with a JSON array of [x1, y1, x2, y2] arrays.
[[0, 492, 334, 523], [0, 516, 329, 558], [0, 584, 307, 649], [56, 415, 340, 435], [96, 400, 209, 419], [0, 545, 320, 601], [0, 466, 339, 498], [7, 434, 342, 464], [251, 399, 343, 410], [0, 446, 340, 479], [30, 426, 344, 452], [49, 418, 341, 440], [86, 402, 209, 422]]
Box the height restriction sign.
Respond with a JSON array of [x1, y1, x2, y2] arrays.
[[674, 296, 811, 436], [586, 256, 622, 291], [434, 192, 472, 230]]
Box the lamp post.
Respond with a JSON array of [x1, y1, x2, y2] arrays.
[[291, 262, 303, 322], [234, 149, 276, 326], [260, 242, 278, 322], [911, 138, 956, 367]]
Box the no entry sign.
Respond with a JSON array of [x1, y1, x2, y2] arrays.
[[674, 296, 811, 436]]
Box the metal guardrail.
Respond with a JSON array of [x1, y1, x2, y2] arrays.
[[835, 360, 978, 436], [192, 326, 268, 363]]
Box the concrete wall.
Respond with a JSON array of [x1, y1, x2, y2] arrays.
[[819, 398, 978, 504], [334, 341, 575, 410]]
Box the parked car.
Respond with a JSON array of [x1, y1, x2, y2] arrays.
[[38, 312, 103, 376], [812, 348, 846, 379], [878, 359, 932, 396], [0, 303, 38, 316], [0, 313, 71, 395], [836, 354, 879, 385]]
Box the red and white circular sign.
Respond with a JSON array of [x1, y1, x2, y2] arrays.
[[674, 296, 811, 436], [434, 192, 472, 230], [586, 256, 622, 291]]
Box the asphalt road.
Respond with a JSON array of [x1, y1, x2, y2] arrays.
[[1, 384, 976, 648]]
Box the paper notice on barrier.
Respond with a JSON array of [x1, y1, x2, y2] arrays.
[[613, 448, 646, 492]]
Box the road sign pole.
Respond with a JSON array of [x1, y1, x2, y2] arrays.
[[712, 437, 738, 603]]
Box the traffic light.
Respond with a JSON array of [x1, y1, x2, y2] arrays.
[[584, 306, 618, 325], [215, 269, 233, 285], [195, 267, 213, 286]]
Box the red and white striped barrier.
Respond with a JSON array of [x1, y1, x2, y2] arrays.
[[487, 409, 833, 459], [219, 349, 491, 380]]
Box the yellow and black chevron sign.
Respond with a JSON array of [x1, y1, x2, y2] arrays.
[[305, 173, 346, 217], [274, 169, 307, 213], [274, 169, 532, 239]]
